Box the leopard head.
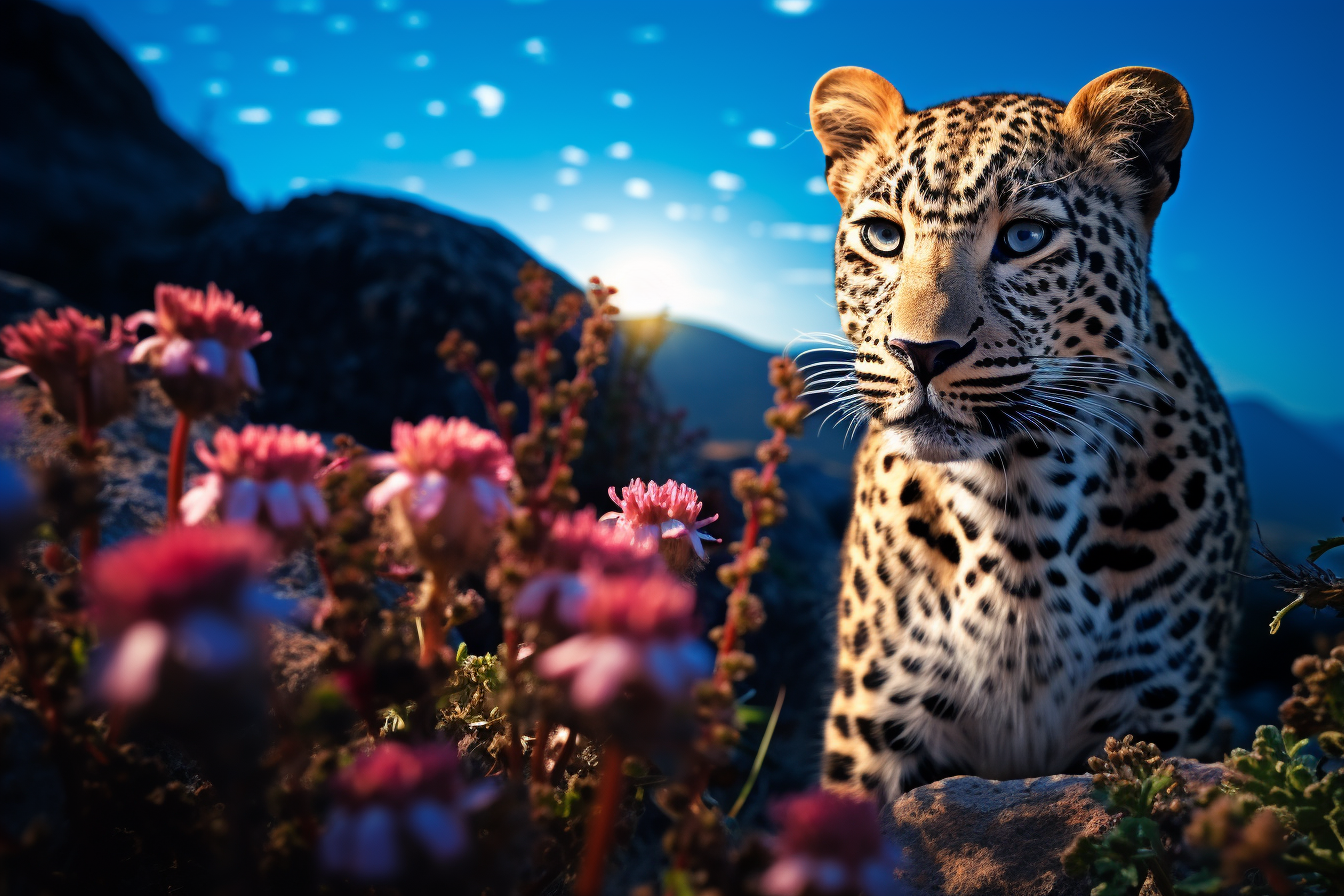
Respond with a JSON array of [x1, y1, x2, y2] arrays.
[[808, 66, 1192, 462]]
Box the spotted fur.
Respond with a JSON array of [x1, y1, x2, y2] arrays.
[[808, 67, 1248, 800]]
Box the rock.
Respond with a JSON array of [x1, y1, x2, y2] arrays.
[[889, 761, 1228, 896], [0, 0, 242, 303]]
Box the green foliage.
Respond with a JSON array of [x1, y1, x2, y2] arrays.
[[1225, 725, 1344, 889], [1063, 815, 1164, 896], [1307, 536, 1344, 564]]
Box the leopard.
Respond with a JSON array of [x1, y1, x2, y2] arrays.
[[805, 65, 1249, 802]]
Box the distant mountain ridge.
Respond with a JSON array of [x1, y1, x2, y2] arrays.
[[631, 319, 1344, 560]]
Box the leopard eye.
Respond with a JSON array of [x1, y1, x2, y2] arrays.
[[997, 219, 1051, 257], [859, 219, 904, 257]]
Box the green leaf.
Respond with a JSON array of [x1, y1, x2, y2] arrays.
[[735, 705, 769, 726], [1173, 869, 1224, 894], [1309, 536, 1344, 563]]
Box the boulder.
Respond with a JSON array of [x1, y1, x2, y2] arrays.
[[0, 0, 242, 303], [890, 761, 1228, 896]]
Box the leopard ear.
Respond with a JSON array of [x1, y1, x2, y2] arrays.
[[1063, 67, 1193, 216], [810, 67, 906, 204]]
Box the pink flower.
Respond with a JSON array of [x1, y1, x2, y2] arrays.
[[602, 479, 720, 573], [514, 509, 662, 628], [761, 790, 904, 896], [320, 741, 493, 881], [180, 424, 329, 540], [83, 525, 277, 706], [127, 282, 270, 417], [534, 570, 711, 712], [0, 307, 136, 429], [364, 416, 513, 576]]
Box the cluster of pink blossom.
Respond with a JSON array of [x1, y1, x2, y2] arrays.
[[0, 306, 137, 431], [0, 273, 908, 893], [128, 282, 270, 417], [320, 741, 494, 881], [762, 790, 905, 896], [83, 524, 278, 707], [364, 415, 514, 577], [180, 424, 329, 540], [601, 478, 720, 574]]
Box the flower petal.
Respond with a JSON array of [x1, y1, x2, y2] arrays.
[[192, 338, 228, 378], [761, 857, 812, 896], [239, 349, 261, 391], [408, 471, 448, 521], [159, 337, 195, 376], [123, 310, 158, 334], [0, 365, 31, 383], [263, 478, 303, 530], [101, 620, 169, 705], [127, 334, 165, 365], [224, 477, 261, 523], [180, 474, 224, 526], [598, 511, 621, 523], [534, 633, 598, 680], [658, 520, 688, 540], [319, 807, 356, 875], [365, 470, 415, 513], [351, 805, 399, 881], [299, 482, 329, 527], [172, 611, 251, 673], [405, 799, 467, 863], [470, 476, 510, 522], [364, 453, 402, 471], [569, 637, 641, 711]]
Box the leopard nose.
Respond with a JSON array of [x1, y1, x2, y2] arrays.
[[889, 338, 977, 385]]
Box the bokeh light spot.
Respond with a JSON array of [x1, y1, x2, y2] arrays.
[[471, 84, 504, 117], [560, 146, 589, 166], [708, 171, 744, 192], [624, 178, 653, 199], [747, 128, 777, 147], [582, 213, 612, 232], [304, 108, 341, 126], [133, 45, 167, 63], [236, 107, 271, 124], [606, 141, 633, 160]]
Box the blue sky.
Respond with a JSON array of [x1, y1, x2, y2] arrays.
[[54, 0, 1343, 420]]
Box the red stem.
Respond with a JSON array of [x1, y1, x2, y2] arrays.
[[503, 619, 524, 782], [418, 577, 447, 667], [530, 717, 551, 787], [166, 412, 191, 526], [74, 377, 100, 560], [714, 437, 783, 685], [575, 742, 627, 896], [465, 368, 512, 442], [529, 335, 551, 435]]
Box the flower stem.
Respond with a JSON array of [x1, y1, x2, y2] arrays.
[[575, 742, 627, 896], [166, 412, 192, 526], [530, 717, 551, 787], [503, 618, 524, 782], [715, 435, 783, 684], [74, 378, 100, 560], [419, 575, 447, 667]]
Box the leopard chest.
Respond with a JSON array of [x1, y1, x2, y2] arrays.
[[836, 431, 1127, 775]]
